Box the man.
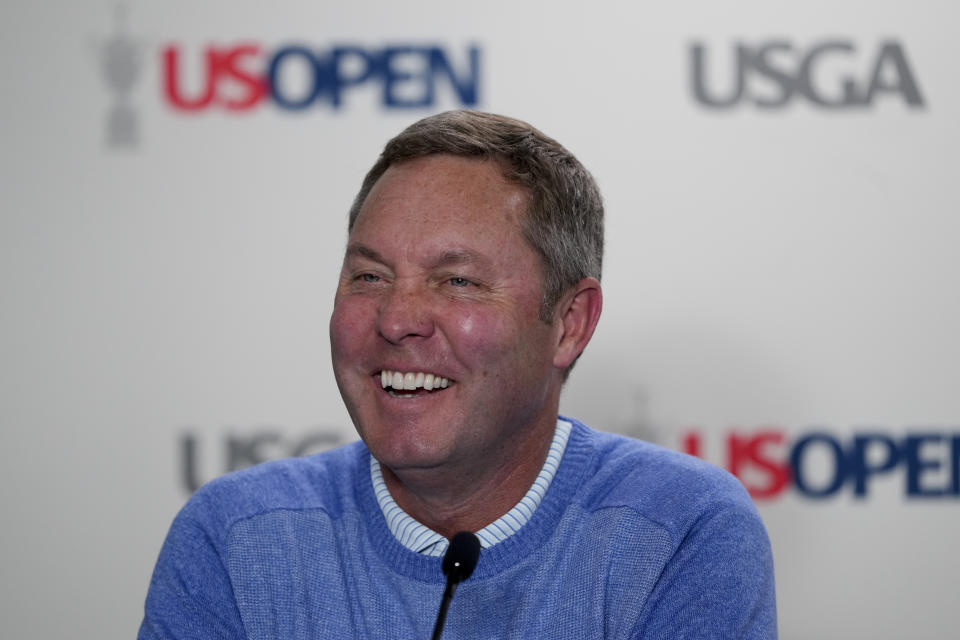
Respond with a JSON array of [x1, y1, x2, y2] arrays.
[[140, 110, 776, 638]]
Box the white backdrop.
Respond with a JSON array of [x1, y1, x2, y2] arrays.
[[2, 1, 958, 638]]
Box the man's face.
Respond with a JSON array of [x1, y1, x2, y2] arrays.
[[330, 154, 562, 476]]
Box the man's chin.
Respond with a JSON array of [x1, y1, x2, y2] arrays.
[[365, 435, 459, 476], [371, 446, 447, 472]]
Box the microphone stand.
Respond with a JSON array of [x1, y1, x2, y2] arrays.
[[430, 578, 459, 640], [430, 531, 481, 640]]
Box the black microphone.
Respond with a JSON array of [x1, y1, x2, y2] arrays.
[[430, 531, 481, 640]]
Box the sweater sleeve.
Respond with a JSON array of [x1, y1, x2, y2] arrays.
[[138, 494, 246, 640], [631, 499, 778, 639]]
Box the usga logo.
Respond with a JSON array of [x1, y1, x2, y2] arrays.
[[690, 40, 924, 109], [180, 428, 346, 493]]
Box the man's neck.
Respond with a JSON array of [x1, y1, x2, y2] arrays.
[[380, 419, 557, 539]]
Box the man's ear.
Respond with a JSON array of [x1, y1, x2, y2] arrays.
[[552, 277, 603, 370]]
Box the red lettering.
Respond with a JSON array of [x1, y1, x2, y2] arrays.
[[163, 45, 266, 111], [727, 430, 791, 499], [681, 430, 702, 458], [163, 45, 217, 110], [218, 44, 267, 110]]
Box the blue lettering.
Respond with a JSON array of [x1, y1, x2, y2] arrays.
[[952, 435, 960, 496], [330, 47, 376, 108], [429, 46, 480, 106], [791, 433, 847, 497], [265, 44, 480, 110], [849, 433, 903, 497], [382, 46, 432, 108], [905, 434, 947, 496], [381, 46, 481, 108], [269, 46, 325, 110]]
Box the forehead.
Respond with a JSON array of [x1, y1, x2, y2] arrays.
[[352, 155, 529, 240]]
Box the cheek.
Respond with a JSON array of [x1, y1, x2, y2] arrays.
[[447, 307, 546, 371], [330, 297, 375, 360], [449, 309, 505, 358], [455, 311, 476, 337]]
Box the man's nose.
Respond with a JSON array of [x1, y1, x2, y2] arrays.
[[376, 284, 435, 344]]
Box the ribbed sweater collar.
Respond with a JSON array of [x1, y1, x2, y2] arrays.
[[352, 417, 595, 584]]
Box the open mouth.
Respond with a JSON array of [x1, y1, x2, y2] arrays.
[[379, 369, 453, 398]]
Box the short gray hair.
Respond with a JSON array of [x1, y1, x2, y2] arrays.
[[348, 110, 603, 321]]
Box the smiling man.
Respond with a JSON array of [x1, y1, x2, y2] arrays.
[[140, 111, 777, 639]]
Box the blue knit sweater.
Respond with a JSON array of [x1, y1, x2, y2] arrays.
[[140, 419, 777, 638]]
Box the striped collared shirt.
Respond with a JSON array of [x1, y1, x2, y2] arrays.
[[370, 419, 572, 556]]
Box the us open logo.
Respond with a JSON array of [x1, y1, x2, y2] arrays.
[[162, 42, 481, 112], [682, 427, 960, 499]]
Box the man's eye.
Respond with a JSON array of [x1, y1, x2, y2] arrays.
[[448, 277, 471, 287], [359, 273, 380, 283]]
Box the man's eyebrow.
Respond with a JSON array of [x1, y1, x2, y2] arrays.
[[345, 245, 490, 269], [430, 249, 489, 268], [344, 244, 386, 264]]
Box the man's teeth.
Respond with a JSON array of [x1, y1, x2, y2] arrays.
[[380, 370, 450, 391]]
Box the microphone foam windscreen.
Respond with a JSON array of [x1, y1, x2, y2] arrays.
[[442, 531, 481, 583]]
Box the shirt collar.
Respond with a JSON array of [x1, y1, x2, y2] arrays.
[[370, 419, 572, 557]]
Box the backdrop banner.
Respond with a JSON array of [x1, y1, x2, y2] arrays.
[[2, 2, 957, 638]]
